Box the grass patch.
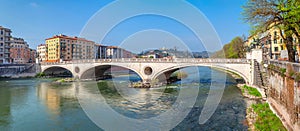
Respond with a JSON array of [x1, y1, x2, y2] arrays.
[[243, 85, 262, 97], [251, 103, 286, 131]]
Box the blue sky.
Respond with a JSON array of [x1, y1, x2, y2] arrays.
[[0, 0, 249, 52]]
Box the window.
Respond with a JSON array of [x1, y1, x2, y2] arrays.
[[274, 47, 279, 52], [281, 46, 284, 50], [0, 43, 2, 46], [280, 39, 283, 43], [274, 39, 277, 44], [0, 30, 3, 35], [274, 31, 277, 36]]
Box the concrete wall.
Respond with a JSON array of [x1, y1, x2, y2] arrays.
[[266, 61, 300, 130], [247, 49, 263, 63], [0, 64, 37, 77]]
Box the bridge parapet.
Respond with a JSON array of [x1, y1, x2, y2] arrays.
[[269, 60, 300, 72], [41, 58, 250, 65]]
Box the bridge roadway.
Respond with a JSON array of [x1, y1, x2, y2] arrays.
[[40, 58, 253, 85]]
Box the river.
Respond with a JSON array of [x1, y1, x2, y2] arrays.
[[0, 67, 247, 130]]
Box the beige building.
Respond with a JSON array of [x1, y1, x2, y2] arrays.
[[76, 37, 95, 59], [0, 26, 12, 64], [37, 44, 47, 62]]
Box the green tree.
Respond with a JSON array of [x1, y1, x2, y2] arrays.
[[211, 36, 246, 58], [243, 0, 300, 62]]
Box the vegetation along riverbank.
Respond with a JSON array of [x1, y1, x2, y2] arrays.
[[237, 84, 286, 131]]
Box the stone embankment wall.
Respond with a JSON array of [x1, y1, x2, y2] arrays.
[[0, 64, 39, 78], [266, 60, 300, 130]]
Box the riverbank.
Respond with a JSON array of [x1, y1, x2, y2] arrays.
[[211, 67, 245, 83], [237, 84, 286, 131], [0, 73, 36, 79]]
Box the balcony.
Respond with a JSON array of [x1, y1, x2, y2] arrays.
[[5, 33, 11, 37]]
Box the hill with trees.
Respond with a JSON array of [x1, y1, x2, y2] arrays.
[[211, 36, 246, 58]]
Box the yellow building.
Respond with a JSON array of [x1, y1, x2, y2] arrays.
[[46, 34, 76, 62], [245, 25, 300, 60]]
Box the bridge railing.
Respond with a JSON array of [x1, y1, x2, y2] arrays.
[[41, 58, 250, 65]]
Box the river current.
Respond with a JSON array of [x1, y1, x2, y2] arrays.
[[0, 67, 247, 130]]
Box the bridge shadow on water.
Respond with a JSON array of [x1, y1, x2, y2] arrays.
[[43, 66, 73, 78]]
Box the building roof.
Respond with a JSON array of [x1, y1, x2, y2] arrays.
[[76, 37, 94, 43], [0, 26, 12, 32], [95, 43, 107, 47], [45, 34, 77, 40], [11, 37, 25, 41], [38, 44, 46, 47], [107, 46, 119, 49]]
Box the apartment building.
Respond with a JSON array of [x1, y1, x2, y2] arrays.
[[245, 25, 300, 60], [106, 46, 134, 59], [0, 26, 12, 64], [10, 37, 31, 64], [76, 37, 95, 59], [37, 44, 47, 62], [95, 44, 107, 59], [29, 49, 36, 63], [107, 46, 122, 59], [46, 34, 76, 62], [44, 34, 135, 62]]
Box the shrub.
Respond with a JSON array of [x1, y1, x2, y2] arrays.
[[35, 72, 45, 78], [294, 72, 300, 82], [289, 71, 295, 77], [279, 68, 286, 76]]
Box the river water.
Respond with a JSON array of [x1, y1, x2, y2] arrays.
[[0, 67, 247, 130]]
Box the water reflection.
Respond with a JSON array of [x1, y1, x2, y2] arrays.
[[0, 86, 11, 128], [37, 82, 77, 116], [0, 67, 248, 130], [37, 83, 61, 116]]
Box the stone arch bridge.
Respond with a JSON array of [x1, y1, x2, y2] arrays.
[[41, 58, 254, 85]]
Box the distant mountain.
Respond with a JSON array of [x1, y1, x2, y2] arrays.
[[192, 51, 212, 58], [137, 48, 212, 58]]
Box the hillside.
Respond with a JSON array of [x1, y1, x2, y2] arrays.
[[211, 37, 246, 58]]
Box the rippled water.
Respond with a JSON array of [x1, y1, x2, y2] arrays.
[[0, 67, 247, 130]]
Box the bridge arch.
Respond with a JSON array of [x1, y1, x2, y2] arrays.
[[42, 66, 73, 77], [152, 64, 249, 84], [80, 64, 144, 81]]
